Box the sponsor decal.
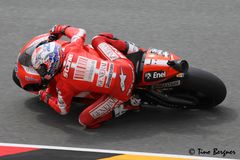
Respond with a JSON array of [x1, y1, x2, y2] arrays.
[[73, 56, 97, 82], [105, 63, 114, 88], [144, 70, 166, 82], [22, 66, 39, 75], [96, 61, 108, 87], [159, 80, 181, 88], [63, 54, 73, 78], [25, 76, 39, 82], [144, 59, 168, 66], [57, 88, 67, 115], [119, 67, 126, 92], [109, 45, 126, 59], [98, 42, 119, 61], [149, 48, 170, 57], [90, 97, 119, 119]]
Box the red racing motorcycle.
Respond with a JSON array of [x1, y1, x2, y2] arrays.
[[13, 33, 227, 109]]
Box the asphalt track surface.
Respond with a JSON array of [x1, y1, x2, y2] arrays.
[[0, 0, 240, 159]]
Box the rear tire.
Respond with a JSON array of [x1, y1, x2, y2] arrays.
[[168, 67, 227, 108]]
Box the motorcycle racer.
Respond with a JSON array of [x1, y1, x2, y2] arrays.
[[34, 25, 141, 128]]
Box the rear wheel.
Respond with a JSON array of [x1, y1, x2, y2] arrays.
[[174, 67, 226, 108], [141, 67, 227, 109]]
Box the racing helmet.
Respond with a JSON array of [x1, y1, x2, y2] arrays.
[[31, 42, 62, 80], [14, 33, 65, 92], [15, 38, 49, 92]]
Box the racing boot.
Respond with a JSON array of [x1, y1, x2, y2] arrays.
[[113, 95, 142, 118], [82, 112, 113, 129], [82, 96, 142, 129]]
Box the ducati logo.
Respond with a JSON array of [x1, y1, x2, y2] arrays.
[[119, 67, 126, 92]]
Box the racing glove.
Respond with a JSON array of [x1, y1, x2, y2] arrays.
[[48, 24, 70, 41], [38, 90, 51, 103]]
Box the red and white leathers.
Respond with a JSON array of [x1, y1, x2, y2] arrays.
[[40, 26, 139, 128]]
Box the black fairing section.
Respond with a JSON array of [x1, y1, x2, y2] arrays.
[[12, 67, 21, 88], [125, 50, 145, 83], [18, 43, 37, 67]]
